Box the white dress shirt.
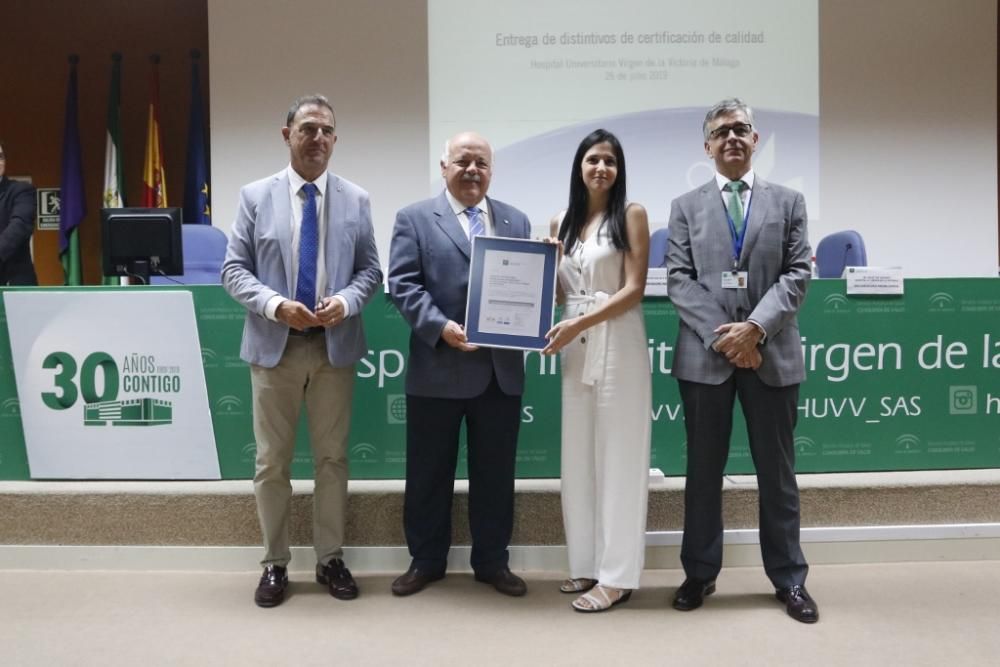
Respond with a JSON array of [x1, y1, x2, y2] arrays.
[[445, 189, 492, 237], [714, 169, 755, 216]]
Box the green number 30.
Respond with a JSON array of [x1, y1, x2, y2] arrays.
[[41, 352, 119, 410]]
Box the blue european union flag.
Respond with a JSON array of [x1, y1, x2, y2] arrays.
[[183, 50, 210, 224]]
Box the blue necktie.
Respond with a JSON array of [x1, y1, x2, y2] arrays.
[[295, 183, 319, 308], [466, 206, 484, 239]]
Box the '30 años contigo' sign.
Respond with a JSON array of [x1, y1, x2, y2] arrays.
[[3, 290, 219, 479]]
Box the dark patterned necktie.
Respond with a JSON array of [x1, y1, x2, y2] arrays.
[[295, 183, 319, 307]]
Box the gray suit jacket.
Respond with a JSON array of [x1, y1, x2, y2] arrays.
[[388, 192, 531, 398], [666, 177, 811, 387], [222, 170, 382, 368]]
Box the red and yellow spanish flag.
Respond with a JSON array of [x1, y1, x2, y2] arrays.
[[142, 55, 167, 207]]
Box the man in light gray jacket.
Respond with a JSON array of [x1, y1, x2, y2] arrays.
[[223, 94, 381, 608]]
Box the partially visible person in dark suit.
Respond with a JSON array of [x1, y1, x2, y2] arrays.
[[0, 140, 39, 286], [666, 98, 817, 623], [387, 131, 531, 598]]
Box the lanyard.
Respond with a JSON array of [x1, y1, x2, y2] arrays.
[[725, 194, 752, 268]]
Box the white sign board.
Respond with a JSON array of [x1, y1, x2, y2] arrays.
[[3, 291, 220, 479], [644, 267, 669, 297], [845, 266, 905, 295]]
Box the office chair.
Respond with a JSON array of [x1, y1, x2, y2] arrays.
[[815, 230, 867, 278], [648, 227, 670, 268], [150, 224, 228, 284]]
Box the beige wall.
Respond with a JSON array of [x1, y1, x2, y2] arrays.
[[819, 0, 998, 275], [208, 0, 427, 263]]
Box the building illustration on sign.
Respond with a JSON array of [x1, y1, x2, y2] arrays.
[[83, 398, 173, 426]]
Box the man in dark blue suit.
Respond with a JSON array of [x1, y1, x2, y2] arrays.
[[0, 141, 38, 286], [388, 132, 531, 597]]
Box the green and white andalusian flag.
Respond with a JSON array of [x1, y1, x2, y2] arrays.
[[102, 53, 126, 285]]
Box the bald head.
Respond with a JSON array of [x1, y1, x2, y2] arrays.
[[440, 132, 493, 207]]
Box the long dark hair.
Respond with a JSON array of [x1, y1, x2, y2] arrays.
[[558, 129, 629, 252]]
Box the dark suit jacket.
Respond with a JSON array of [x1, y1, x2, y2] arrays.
[[0, 177, 38, 285], [388, 192, 531, 399], [666, 177, 811, 387]]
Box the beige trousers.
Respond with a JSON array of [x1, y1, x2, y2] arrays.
[[250, 334, 355, 567]]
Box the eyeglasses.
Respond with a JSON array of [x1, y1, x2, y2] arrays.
[[296, 124, 335, 138], [708, 123, 753, 140]]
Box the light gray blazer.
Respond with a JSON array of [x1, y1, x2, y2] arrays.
[[666, 177, 811, 387], [222, 170, 382, 368], [388, 192, 531, 399]]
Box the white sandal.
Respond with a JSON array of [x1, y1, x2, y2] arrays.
[[560, 577, 598, 594], [571, 585, 632, 613]]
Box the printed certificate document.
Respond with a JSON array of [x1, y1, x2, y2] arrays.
[[465, 237, 558, 350]]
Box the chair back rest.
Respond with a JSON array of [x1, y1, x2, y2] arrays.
[[150, 224, 228, 285], [815, 230, 867, 278], [648, 227, 670, 268]]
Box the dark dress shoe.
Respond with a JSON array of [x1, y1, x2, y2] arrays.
[[391, 567, 445, 596], [474, 567, 527, 597], [776, 585, 819, 623], [254, 565, 288, 608], [316, 558, 359, 600], [672, 577, 716, 611]]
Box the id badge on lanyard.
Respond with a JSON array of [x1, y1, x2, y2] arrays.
[[721, 194, 751, 290]]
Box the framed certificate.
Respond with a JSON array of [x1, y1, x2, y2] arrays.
[[464, 236, 559, 350]]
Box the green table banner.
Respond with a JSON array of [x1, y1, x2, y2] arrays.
[[1, 279, 998, 480]]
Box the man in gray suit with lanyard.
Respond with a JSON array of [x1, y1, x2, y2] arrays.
[[223, 94, 382, 608], [666, 98, 818, 623], [388, 132, 531, 597]]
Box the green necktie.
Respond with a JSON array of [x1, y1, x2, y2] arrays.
[[725, 180, 747, 235]]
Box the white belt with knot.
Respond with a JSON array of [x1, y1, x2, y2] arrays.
[[564, 290, 610, 386]]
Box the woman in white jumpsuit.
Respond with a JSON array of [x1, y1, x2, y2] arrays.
[[544, 129, 651, 612]]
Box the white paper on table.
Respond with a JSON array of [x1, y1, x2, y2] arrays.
[[644, 267, 669, 297]]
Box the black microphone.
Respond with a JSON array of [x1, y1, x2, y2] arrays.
[[839, 242, 853, 276]]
